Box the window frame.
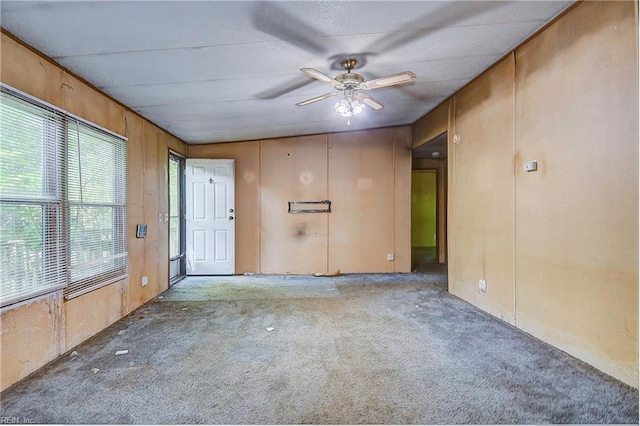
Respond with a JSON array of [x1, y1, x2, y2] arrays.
[[64, 119, 128, 299], [168, 152, 186, 284], [0, 84, 128, 308]]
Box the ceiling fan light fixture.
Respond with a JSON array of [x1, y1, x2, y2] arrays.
[[335, 98, 364, 125]]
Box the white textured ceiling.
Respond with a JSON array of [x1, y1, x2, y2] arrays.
[[0, 1, 573, 144]]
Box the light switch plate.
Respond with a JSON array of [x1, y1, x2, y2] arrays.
[[136, 224, 147, 238]]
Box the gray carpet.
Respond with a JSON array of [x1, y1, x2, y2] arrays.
[[1, 274, 638, 424]]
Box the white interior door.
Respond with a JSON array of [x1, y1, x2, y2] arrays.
[[185, 159, 235, 275]]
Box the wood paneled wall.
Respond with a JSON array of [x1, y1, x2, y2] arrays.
[[449, 55, 516, 324], [0, 31, 186, 391], [413, 100, 450, 149], [413, 1, 638, 386], [187, 141, 261, 273], [188, 127, 412, 275], [513, 0, 638, 386], [260, 135, 329, 274], [328, 128, 410, 273]]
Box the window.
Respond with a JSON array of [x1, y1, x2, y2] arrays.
[[65, 121, 127, 298], [0, 85, 127, 307], [169, 154, 181, 260], [169, 153, 185, 283], [0, 92, 65, 306]]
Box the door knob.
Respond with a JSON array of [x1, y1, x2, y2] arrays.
[[229, 216, 235, 220], [229, 208, 234, 213]]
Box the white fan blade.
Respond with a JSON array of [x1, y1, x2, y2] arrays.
[[361, 71, 416, 90], [300, 68, 345, 90], [355, 92, 384, 110], [296, 92, 338, 106]]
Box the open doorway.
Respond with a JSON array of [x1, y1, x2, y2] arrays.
[[412, 170, 437, 264], [412, 132, 447, 275]]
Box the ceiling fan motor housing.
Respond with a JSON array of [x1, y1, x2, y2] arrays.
[[335, 72, 364, 87]]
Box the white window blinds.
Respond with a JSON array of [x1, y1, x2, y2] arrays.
[[0, 90, 66, 307], [65, 120, 127, 299], [0, 85, 127, 307]]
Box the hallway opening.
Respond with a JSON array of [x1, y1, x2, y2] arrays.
[[412, 132, 447, 276]]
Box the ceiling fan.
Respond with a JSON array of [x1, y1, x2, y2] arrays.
[[296, 59, 416, 124]]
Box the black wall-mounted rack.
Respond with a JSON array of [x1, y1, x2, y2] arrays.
[[288, 200, 331, 214]]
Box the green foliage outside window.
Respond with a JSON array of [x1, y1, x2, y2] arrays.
[[0, 86, 126, 307]]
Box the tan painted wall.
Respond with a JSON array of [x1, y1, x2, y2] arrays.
[[125, 112, 147, 310], [329, 128, 404, 273], [61, 73, 125, 135], [449, 55, 516, 324], [393, 126, 413, 273], [412, 1, 638, 386], [64, 280, 128, 350], [142, 122, 170, 298], [413, 100, 450, 148], [188, 141, 261, 274], [0, 32, 186, 391], [190, 127, 412, 275], [260, 135, 329, 274], [0, 294, 64, 391], [0, 33, 63, 106], [513, 0, 638, 386], [168, 134, 187, 157]]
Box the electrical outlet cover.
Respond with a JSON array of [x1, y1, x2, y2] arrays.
[[479, 279, 487, 292]]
